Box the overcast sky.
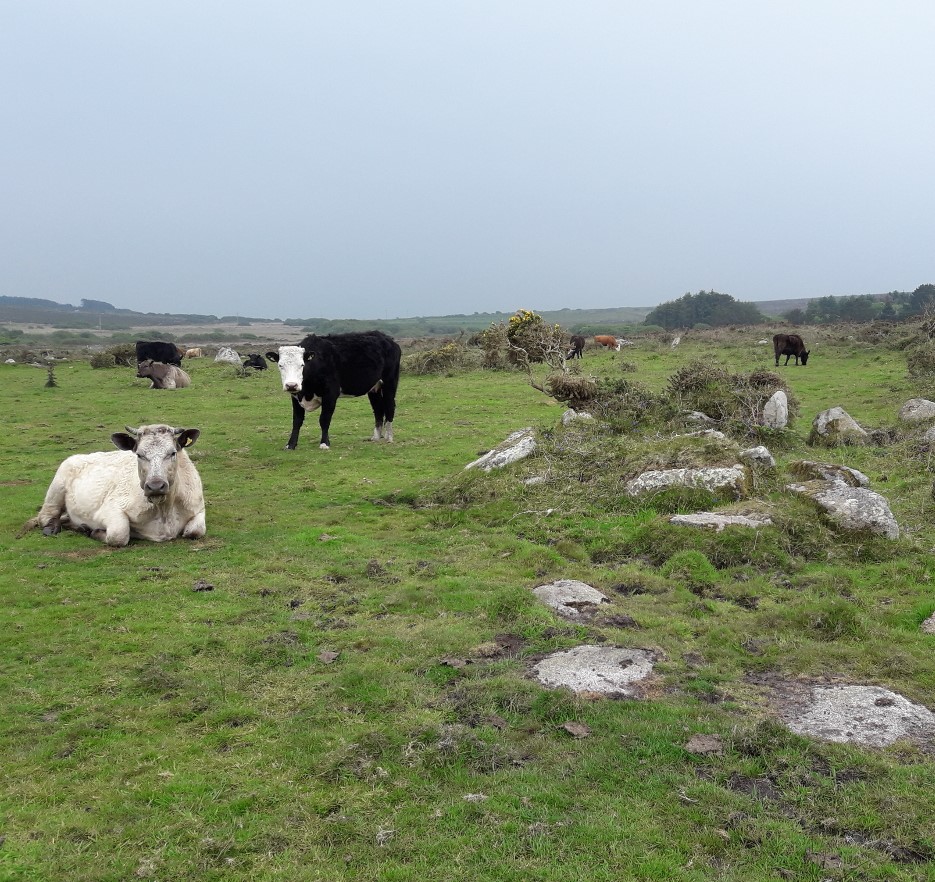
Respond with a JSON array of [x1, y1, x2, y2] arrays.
[[2, 2, 934, 320]]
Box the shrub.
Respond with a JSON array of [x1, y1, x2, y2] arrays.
[[665, 361, 799, 430], [404, 342, 475, 375], [90, 343, 135, 368]]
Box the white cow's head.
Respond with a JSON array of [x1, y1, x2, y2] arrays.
[[112, 424, 199, 498], [266, 345, 304, 393]]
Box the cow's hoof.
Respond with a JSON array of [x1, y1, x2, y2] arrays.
[[42, 523, 61, 536], [320, 443, 330, 450], [285, 444, 296, 451]]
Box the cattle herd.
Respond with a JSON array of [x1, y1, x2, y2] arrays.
[[26, 327, 807, 545]]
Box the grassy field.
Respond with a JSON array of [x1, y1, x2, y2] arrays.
[[2, 328, 934, 881]]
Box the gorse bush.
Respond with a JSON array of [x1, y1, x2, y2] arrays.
[[665, 361, 799, 429]]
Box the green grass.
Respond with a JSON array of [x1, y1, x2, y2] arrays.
[[2, 332, 935, 881]]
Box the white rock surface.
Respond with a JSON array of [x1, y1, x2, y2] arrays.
[[762, 390, 788, 429], [787, 481, 899, 539], [898, 398, 935, 423], [789, 460, 869, 487], [533, 645, 655, 696], [809, 406, 868, 445], [214, 347, 241, 365], [532, 580, 609, 617], [561, 409, 594, 426], [740, 446, 776, 468], [625, 465, 747, 498], [781, 684, 935, 747], [465, 428, 536, 471], [669, 513, 772, 531]]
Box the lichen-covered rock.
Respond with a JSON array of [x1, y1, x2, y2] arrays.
[[778, 684, 935, 747], [465, 428, 536, 471], [678, 429, 728, 441], [214, 346, 241, 365], [921, 612, 935, 635], [669, 512, 772, 531], [788, 460, 869, 487], [625, 465, 747, 499], [762, 390, 788, 429], [808, 407, 868, 446], [532, 580, 608, 617], [787, 480, 899, 539], [898, 398, 935, 423], [561, 409, 594, 426], [740, 446, 776, 468], [684, 411, 718, 425], [533, 645, 655, 696]]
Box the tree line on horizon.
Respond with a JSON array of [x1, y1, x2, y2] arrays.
[[642, 285, 935, 330]]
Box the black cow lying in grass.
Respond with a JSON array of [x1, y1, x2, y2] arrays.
[[266, 331, 401, 450], [242, 353, 268, 370]]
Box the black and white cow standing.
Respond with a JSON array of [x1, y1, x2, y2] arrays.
[[266, 331, 401, 450]]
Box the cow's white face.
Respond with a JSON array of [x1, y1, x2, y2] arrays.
[[272, 345, 304, 392], [112, 425, 199, 498]]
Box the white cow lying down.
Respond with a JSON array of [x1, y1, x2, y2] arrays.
[[28, 424, 206, 547]]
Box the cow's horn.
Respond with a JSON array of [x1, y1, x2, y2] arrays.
[[124, 425, 139, 437]]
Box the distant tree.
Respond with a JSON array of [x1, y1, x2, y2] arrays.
[[901, 284, 935, 319], [880, 301, 896, 321], [783, 308, 807, 325], [643, 290, 764, 330], [79, 299, 116, 312]]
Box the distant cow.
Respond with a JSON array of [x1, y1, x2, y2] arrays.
[[184, 348, 203, 358], [27, 424, 206, 546], [243, 353, 268, 370], [136, 359, 191, 389], [135, 341, 184, 366], [594, 335, 621, 351], [266, 330, 401, 450], [567, 335, 586, 359], [773, 333, 810, 366]]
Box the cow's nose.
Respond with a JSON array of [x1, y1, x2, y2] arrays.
[[285, 383, 299, 392], [144, 479, 168, 495]]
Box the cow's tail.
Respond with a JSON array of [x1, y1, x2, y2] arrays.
[[17, 516, 39, 538]]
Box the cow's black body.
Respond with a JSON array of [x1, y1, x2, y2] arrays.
[[243, 353, 268, 370], [567, 335, 586, 359], [136, 341, 184, 366], [269, 331, 401, 450], [773, 333, 810, 366]]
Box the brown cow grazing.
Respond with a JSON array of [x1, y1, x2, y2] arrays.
[[184, 348, 203, 358], [594, 334, 621, 351], [137, 359, 191, 389], [773, 333, 810, 366], [567, 335, 586, 359]]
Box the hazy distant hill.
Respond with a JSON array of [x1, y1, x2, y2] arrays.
[[0, 292, 890, 335]]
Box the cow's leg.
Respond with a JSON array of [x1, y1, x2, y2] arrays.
[[368, 390, 386, 440], [318, 398, 337, 449], [182, 511, 206, 539], [380, 365, 399, 443], [96, 509, 131, 546], [286, 395, 306, 450], [37, 471, 68, 535]]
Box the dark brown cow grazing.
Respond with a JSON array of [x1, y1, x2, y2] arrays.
[[567, 335, 586, 359], [773, 333, 810, 366]]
